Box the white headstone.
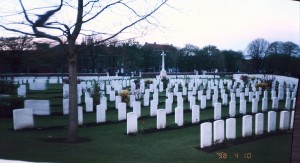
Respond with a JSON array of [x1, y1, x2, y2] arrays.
[[290, 111, 294, 129], [192, 105, 200, 123], [272, 97, 279, 109], [292, 98, 296, 109], [150, 100, 158, 117], [96, 105, 106, 123], [165, 98, 172, 114], [106, 85, 111, 94], [200, 122, 212, 148], [143, 93, 150, 106], [198, 90, 203, 101], [214, 103, 222, 120], [248, 92, 253, 102], [168, 92, 174, 103], [271, 90, 276, 98], [214, 120, 225, 144], [24, 100, 50, 115], [242, 115, 252, 137], [278, 90, 284, 100], [226, 118, 236, 140], [206, 89, 211, 100], [230, 93, 235, 102], [78, 106, 83, 125], [263, 91, 268, 99], [133, 101, 141, 118], [63, 99, 69, 115], [236, 88, 241, 97], [109, 91, 115, 101], [175, 107, 184, 126], [239, 92, 245, 101], [255, 91, 260, 100], [118, 103, 127, 121], [200, 95, 206, 109], [157, 109, 166, 129], [245, 87, 249, 96], [17, 85, 26, 97], [229, 101, 236, 117], [130, 95, 135, 107], [251, 98, 258, 113], [255, 113, 264, 135], [127, 112, 138, 134], [279, 111, 290, 130], [115, 96, 122, 109], [222, 94, 228, 105], [189, 96, 196, 110], [285, 97, 291, 110], [29, 83, 47, 90], [262, 97, 268, 112], [100, 96, 107, 110], [85, 97, 93, 112], [177, 92, 182, 101], [13, 108, 34, 130], [177, 97, 183, 108], [212, 94, 218, 107], [268, 111, 277, 132]]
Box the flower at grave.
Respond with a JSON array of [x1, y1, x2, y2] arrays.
[[119, 89, 130, 105], [133, 89, 142, 100], [255, 83, 269, 90], [160, 76, 169, 88], [260, 75, 275, 89], [250, 76, 256, 81], [198, 83, 204, 91], [134, 79, 141, 89], [240, 75, 249, 83], [214, 139, 221, 145], [144, 79, 152, 85], [63, 78, 82, 84], [63, 94, 69, 99]]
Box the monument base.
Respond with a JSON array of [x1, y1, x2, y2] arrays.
[[160, 70, 167, 78]]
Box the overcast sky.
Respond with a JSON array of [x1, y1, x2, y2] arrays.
[[0, 0, 299, 52], [139, 0, 300, 51]]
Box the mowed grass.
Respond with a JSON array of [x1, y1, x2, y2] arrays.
[[0, 83, 293, 163]]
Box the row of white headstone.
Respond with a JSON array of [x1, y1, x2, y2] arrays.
[[200, 110, 294, 148]]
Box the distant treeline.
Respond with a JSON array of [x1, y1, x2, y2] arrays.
[[0, 37, 299, 77]]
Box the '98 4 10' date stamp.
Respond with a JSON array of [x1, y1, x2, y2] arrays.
[[216, 152, 252, 160]]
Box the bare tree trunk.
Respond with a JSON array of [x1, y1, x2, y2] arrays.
[[67, 50, 78, 142]]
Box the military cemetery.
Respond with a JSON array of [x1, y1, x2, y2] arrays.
[[0, 0, 299, 162], [0, 72, 298, 162]]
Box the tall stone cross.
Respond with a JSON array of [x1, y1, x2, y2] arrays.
[[160, 51, 167, 77]]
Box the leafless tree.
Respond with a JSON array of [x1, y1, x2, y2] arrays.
[[0, 36, 35, 72], [246, 38, 269, 73], [0, 0, 168, 142]]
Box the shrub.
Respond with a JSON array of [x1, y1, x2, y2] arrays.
[[0, 96, 24, 118], [134, 79, 140, 89], [240, 75, 249, 83], [0, 79, 17, 94], [63, 78, 82, 84], [144, 79, 152, 85], [119, 89, 130, 105], [260, 75, 275, 88], [85, 80, 103, 105], [160, 77, 169, 89]]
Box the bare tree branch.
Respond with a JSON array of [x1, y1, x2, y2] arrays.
[[0, 24, 35, 36], [70, 0, 83, 41], [98, 0, 168, 44], [82, 0, 122, 23], [19, 0, 34, 25]]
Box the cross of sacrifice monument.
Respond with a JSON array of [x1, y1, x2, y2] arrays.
[[160, 51, 167, 77]]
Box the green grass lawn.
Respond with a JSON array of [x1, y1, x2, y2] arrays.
[[0, 83, 293, 163]]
